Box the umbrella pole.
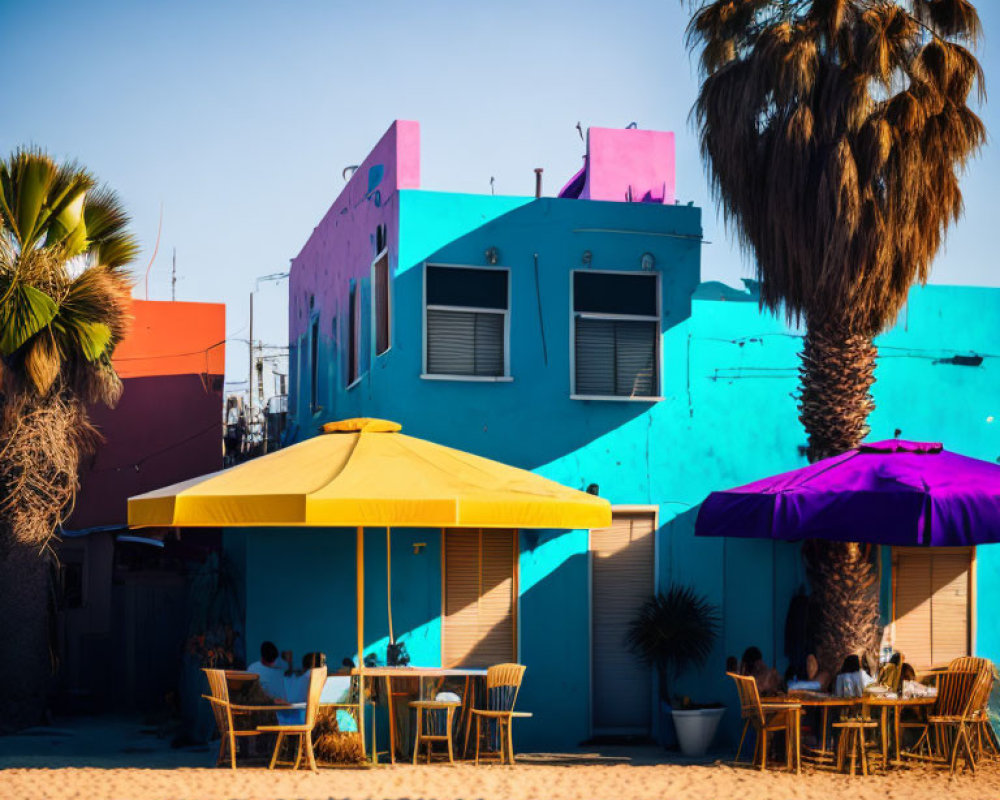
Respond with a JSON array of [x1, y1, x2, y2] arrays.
[[387, 528, 394, 644], [356, 526, 366, 759]]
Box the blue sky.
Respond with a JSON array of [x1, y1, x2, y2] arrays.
[[3, 0, 997, 383]]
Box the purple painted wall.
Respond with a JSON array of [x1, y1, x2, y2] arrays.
[[289, 120, 420, 343], [558, 126, 676, 204]]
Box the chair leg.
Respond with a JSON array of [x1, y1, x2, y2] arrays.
[[269, 732, 284, 770], [217, 736, 227, 767], [760, 730, 767, 772], [413, 708, 422, 766], [475, 717, 482, 766], [293, 735, 304, 771], [735, 719, 749, 764], [859, 731, 868, 777], [506, 718, 515, 765], [447, 709, 455, 764], [229, 732, 237, 770], [306, 734, 318, 773]]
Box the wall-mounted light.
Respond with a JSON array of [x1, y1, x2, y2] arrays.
[[640, 252, 655, 271], [485, 247, 499, 265]]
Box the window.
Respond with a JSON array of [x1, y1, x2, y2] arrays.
[[309, 318, 319, 413], [347, 282, 360, 387], [572, 271, 660, 399], [442, 529, 517, 668], [373, 251, 390, 356], [892, 547, 972, 670], [425, 265, 509, 378]]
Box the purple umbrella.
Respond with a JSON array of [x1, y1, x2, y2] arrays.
[[695, 440, 1000, 547]]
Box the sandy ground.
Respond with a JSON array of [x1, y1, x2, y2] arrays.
[[4, 761, 1000, 800], [3, 718, 1000, 800]]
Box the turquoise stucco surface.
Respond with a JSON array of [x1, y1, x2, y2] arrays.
[[243, 187, 1000, 752]]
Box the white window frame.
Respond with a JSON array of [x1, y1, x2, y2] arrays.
[[371, 248, 391, 359], [569, 269, 663, 402], [421, 262, 513, 382]]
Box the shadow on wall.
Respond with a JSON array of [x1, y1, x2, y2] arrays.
[[325, 196, 699, 472]]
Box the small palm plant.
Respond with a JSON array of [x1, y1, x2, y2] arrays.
[[626, 585, 720, 705]]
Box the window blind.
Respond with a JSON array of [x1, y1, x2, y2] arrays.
[[427, 309, 504, 377], [575, 317, 657, 397], [893, 547, 971, 670], [443, 529, 517, 668]]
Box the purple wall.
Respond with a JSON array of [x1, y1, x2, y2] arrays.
[[289, 120, 420, 343]]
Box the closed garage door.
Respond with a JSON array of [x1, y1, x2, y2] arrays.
[[591, 511, 655, 735]]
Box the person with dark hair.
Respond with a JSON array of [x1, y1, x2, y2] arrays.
[[725, 655, 738, 673], [834, 653, 874, 697], [740, 646, 781, 695], [248, 640, 290, 699]]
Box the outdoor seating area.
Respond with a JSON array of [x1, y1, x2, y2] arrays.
[[202, 662, 533, 770], [727, 655, 999, 777]]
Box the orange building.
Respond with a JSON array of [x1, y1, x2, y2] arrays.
[[58, 299, 226, 715]]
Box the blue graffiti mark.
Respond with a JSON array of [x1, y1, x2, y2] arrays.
[[366, 164, 385, 208]]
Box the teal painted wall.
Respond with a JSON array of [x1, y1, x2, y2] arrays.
[[256, 186, 1000, 752]]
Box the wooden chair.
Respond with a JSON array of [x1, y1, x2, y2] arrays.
[[948, 656, 999, 759], [833, 715, 879, 776], [201, 668, 268, 769], [471, 664, 532, 765], [727, 673, 801, 773], [927, 667, 993, 773], [411, 698, 462, 764], [257, 667, 328, 772]]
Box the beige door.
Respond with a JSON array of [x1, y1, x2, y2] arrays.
[[892, 547, 972, 670], [442, 529, 517, 668], [591, 511, 656, 734]]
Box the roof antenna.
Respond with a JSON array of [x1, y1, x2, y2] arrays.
[[576, 122, 584, 141], [490, 176, 496, 196], [626, 121, 638, 129]]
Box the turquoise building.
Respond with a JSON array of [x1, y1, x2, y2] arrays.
[[231, 121, 1000, 751]]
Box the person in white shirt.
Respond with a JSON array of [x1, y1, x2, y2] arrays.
[[247, 641, 289, 700], [834, 654, 875, 697]]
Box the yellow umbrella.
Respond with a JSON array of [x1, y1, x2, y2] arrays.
[[128, 417, 610, 683]]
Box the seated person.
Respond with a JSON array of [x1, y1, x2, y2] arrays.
[[248, 641, 290, 700], [277, 652, 327, 726], [834, 654, 874, 697], [740, 646, 781, 696]]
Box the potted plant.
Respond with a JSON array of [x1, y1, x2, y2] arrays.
[[626, 585, 723, 757]]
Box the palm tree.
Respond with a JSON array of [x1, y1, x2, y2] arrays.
[[0, 150, 138, 727], [686, 0, 985, 674]]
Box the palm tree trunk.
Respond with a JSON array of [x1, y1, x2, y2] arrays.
[[797, 321, 883, 677], [0, 389, 88, 729]]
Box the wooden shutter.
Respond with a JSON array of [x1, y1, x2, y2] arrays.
[[374, 253, 390, 355], [443, 530, 517, 668], [591, 511, 655, 733], [893, 547, 971, 670]]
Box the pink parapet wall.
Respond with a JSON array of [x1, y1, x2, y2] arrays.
[[558, 127, 676, 205], [289, 120, 420, 342]]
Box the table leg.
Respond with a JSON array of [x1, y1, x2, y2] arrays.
[[359, 674, 368, 762], [463, 677, 478, 758], [821, 707, 829, 756], [894, 707, 901, 764], [796, 710, 802, 775], [386, 675, 396, 764], [881, 707, 888, 770]]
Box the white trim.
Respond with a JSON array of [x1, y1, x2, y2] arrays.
[[371, 248, 391, 359], [345, 376, 363, 392], [571, 394, 665, 403], [423, 262, 512, 379], [420, 374, 514, 383], [569, 269, 663, 401]]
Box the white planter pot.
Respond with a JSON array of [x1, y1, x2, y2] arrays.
[[671, 707, 725, 757]]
